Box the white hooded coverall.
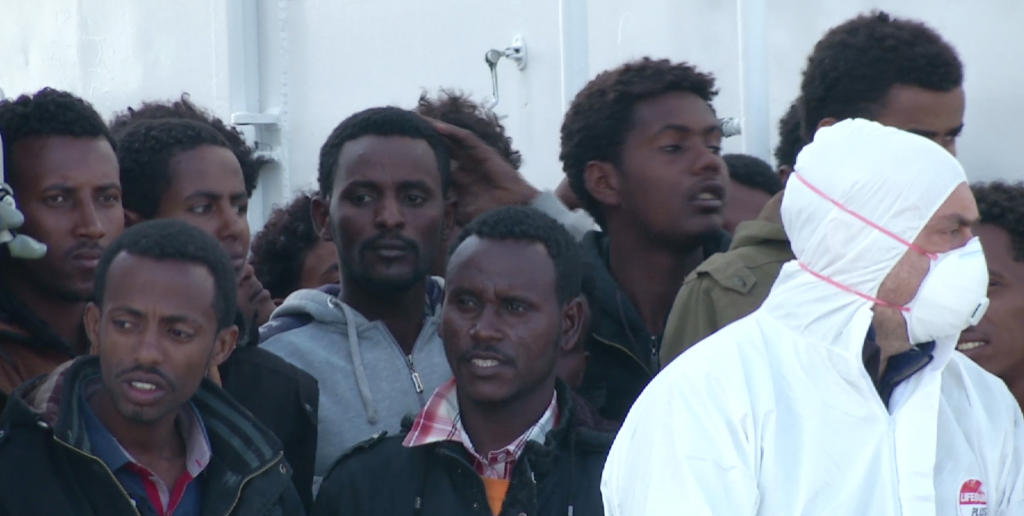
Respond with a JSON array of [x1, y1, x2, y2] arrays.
[[601, 119, 1024, 515]]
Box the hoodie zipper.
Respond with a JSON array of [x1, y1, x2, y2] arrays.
[[406, 354, 425, 394], [593, 334, 650, 374], [53, 436, 142, 516]]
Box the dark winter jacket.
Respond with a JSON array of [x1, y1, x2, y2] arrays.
[[0, 356, 306, 516], [0, 285, 78, 413], [311, 381, 614, 516], [576, 230, 731, 422], [221, 312, 319, 511]]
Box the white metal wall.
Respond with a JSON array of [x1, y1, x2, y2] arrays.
[[3, 0, 1022, 232]]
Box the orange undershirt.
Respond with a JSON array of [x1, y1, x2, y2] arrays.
[[481, 476, 511, 515]]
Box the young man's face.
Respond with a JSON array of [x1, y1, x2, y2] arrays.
[[7, 136, 123, 300], [958, 223, 1024, 381], [315, 135, 452, 292], [869, 85, 965, 156], [151, 145, 251, 270], [442, 237, 582, 406], [85, 253, 236, 424], [145, 145, 274, 321], [613, 91, 728, 246]]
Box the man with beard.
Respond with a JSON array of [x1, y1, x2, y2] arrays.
[[0, 88, 124, 411], [261, 107, 455, 493]]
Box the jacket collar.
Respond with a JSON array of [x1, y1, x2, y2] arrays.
[[13, 356, 283, 479]]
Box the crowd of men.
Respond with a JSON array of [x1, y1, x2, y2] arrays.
[[0, 9, 1022, 516]]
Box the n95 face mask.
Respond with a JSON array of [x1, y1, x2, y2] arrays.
[[903, 237, 989, 344]]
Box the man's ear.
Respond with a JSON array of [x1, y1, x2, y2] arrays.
[[816, 117, 838, 132], [559, 295, 588, 353], [84, 302, 102, 355], [310, 195, 333, 242], [210, 325, 239, 369], [124, 209, 143, 228], [583, 161, 621, 210]]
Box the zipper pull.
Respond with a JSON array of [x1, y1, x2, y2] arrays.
[[407, 355, 425, 393], [650, 335, 660, 373]]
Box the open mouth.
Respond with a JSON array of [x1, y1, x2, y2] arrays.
[[956, 341, 987, 352], [471, 358, 500, 368], [690, 182, 726, 210]]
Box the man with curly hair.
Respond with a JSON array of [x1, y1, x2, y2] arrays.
[[661, 11, 966, 366], [959, 182, 1024, 410], [534, 57, 729, 423], [0, 88, 123, 411], [250, 192, 339, 302]]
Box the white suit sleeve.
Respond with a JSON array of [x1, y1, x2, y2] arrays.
[[996, 402, 1024, 514], [601, 357, 760, 516]]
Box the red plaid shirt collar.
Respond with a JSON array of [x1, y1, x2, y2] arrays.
[[402, 378, 559, 480]]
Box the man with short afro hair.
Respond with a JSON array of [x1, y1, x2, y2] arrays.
[[555, 57, 733, 422], [0, 88, 124, 411], [661, 11, 965, 367], [959, 181, 1024, 410]]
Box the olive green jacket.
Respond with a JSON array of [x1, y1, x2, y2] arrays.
[[660, 192, 793, 366]]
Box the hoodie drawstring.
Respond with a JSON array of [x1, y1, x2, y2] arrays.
[[341, 303, 379, 425]]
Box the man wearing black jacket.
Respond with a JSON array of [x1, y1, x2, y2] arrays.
[[313, 206, 611, 516], [0, 220, 303, 516], [559, 58, 732, 421], [114, 116, 318, 509]]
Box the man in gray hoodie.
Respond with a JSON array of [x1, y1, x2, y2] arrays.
[[260, 106, 456, 492]]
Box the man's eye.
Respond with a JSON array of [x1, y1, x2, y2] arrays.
[[169, 327, 194, 340], [405, 194, 426, 205], [44, 195, 68, 206], [351, 194, 373, 204], [236, 204, 249, 215], [189, 204, 214, 215], [112, 319, 134, 330], [660, 145, 683, 153], [504, 302, 527, 313]]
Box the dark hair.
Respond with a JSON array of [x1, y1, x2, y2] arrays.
[[800, 11, 963, 141], [450, 206, 582, 305], [972, 182, 1024, 262], [0, 88, 115, 183], [318, 107, 451, 198], [94, 219, 238, 330], [250, 192, 324, 299], [724, 154, 783, 196], [415, 89, 522, 170], [774, 99, 806, 169], [560, 57, 718, 228], [109, 94, 269, 197], [116, 118, 234, 219]]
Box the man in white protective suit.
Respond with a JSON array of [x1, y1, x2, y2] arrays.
[[601, 118, 1024, 515]]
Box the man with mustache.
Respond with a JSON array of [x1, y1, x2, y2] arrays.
[[261, 107, 454, 493], [312, 206, 610, 516], [0, 220, 304, 515], [0, 88, 124, 412], [114, 116, 319, 509]]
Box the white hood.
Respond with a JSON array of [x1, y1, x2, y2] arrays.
[[762, 118, 967, 368]]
